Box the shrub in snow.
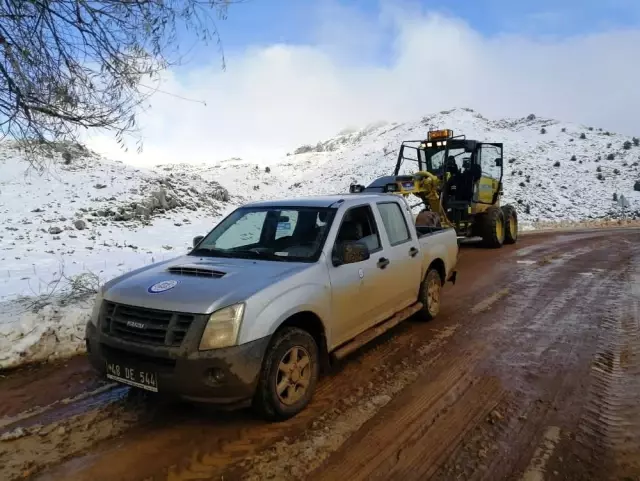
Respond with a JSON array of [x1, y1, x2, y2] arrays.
[[597, 166, 602, 172], [634, 137, 639, 147], [540, 128, 547, 134], [614, 168, 620, 175], [561, 127, 566, 133], [265, 166, 271, 173], [634, 181, 640, 192], [525, 205, 531, 214], [570, 155, 577, 161], [554, 161, 561, 167], [508, 158, 516, 164], [623, 141, 632, 150], [580, 133, 586, 139], [294, 145, 314, 155], [519, 182, 526, 187], [607, 153, 615, 161], [589, 127, 594, 131], [597, 173, 605, 181], [527, 114, 536, 121], [569, 138, 574, 142], [607, 143, 612, 148], [613, 193, 618, 201]]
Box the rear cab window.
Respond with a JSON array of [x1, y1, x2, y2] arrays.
[[376, 201, 412, 246], [333, 204, 382, 255]]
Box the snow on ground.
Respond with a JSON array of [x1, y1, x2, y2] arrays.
[[2, 108, 640, 369]]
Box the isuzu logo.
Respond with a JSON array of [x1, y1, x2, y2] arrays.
[[148, 279, 179, 294], [126, 321, 146, 329]]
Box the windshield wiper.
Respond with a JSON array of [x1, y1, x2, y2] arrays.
[[190, 247, 233, 257], [232, 249, 286, 261]]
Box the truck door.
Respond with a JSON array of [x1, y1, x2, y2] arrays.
[[374, 200, 422, 312], [474, 143, 503, 204], [328, 204, 390, 346]]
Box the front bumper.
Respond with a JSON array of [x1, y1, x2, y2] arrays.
[[85, 322, 270, 405]]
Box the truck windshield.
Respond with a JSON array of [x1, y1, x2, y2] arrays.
[[191, 206, 337, 262]]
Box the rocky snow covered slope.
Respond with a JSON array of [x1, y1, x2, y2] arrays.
[[1, 107, 639, 369]]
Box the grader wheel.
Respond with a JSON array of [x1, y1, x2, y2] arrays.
[[481, 206, 505, 248]]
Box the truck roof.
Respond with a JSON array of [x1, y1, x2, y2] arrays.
[[244, 193, 401, 209]]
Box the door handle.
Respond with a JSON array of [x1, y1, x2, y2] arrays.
[[377, 257, 390, 269], [409, 247, 419, 257]]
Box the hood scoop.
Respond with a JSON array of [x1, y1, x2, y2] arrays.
[[167, 264, 227, 278]]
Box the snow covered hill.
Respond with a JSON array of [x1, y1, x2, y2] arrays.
[[1, 107, 640, 368]]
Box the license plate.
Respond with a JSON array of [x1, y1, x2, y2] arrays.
[[106, 362, 158, 392]]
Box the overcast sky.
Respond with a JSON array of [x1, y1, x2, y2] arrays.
[[84, 0, 640, 167]]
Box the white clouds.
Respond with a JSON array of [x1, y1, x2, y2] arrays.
[[85, 6, 640, 167]]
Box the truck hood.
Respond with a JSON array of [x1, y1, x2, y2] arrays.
[[103, 254, 311, 314]]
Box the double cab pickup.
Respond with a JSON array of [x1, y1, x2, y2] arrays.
[[85, 193, 458, 420]]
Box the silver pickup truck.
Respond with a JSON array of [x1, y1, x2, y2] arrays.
[[85, 193, 458, 420]]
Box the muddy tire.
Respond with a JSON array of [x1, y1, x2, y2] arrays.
[[253, 327, 320, 422], [481, 206, 505, 248], [501, 205, 518, 245], [417, 268, 442, 321]]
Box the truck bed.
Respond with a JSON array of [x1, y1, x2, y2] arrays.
[[415, 225, 450, 237]]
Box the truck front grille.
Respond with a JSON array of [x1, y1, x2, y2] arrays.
[[102, 302, 197, 347]]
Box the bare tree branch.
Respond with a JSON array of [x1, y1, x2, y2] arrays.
[[0, 0, 239, 168]]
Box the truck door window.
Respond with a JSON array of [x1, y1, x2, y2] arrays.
[[377, 202, 411, 246], [335, 205, 381, 253]]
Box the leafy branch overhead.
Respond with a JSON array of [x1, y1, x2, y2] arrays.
[[0, 0, 234, 163]]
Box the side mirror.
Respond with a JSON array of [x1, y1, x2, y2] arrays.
[[332, 241, 370, 267], [495, 157, 503, 167], [193, 235, 204, 248]]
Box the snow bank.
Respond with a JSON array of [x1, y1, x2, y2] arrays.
[[0, 299, 91, 370]]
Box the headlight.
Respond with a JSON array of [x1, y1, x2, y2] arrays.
[[199, 303, 245, 350], [89, 288, 105, 326]]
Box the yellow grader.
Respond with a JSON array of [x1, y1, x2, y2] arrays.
[[350, 129, 518, 248]]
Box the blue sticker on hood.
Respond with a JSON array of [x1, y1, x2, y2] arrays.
[[148, 280, 179, 294]]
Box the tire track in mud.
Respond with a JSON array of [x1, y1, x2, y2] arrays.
[[426, 233, 636, 481], [0, 383, 122, 433], [568, 244, 640, 480], [0, 389, 155, 481], [306, 351, 504, 481]]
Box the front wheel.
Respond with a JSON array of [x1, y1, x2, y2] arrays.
[[253, 327, 319, 422], [417, 268, 442, 321]]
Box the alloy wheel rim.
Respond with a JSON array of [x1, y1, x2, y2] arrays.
[[275, 346, 311, 405]]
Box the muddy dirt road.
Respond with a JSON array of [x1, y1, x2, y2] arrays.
[[1, 228, 639, 481]]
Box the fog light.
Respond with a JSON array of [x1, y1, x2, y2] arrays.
[[207, 368, 226, 386]]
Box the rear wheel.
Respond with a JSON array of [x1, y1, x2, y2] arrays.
[[481, 206, 505, 248], [417, 268, 442, 321], [501, 205, 518, 244], [253, 327, 319, 422]]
